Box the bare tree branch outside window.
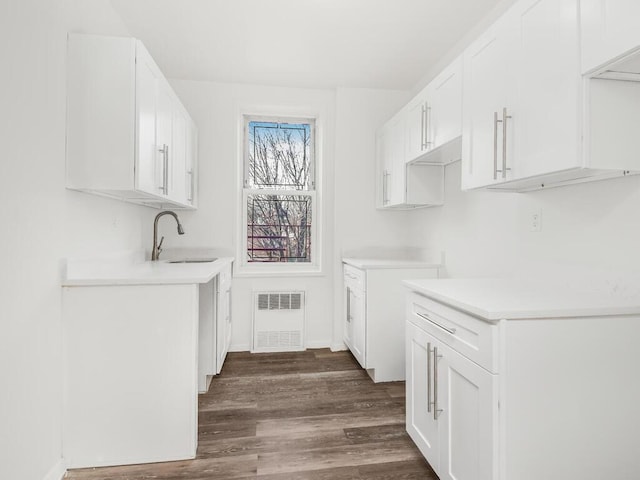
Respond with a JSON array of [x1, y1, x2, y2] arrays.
[[246, 120, 314, 263]]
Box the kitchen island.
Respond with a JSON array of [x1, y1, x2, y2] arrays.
[[62, 252, 233, 468]]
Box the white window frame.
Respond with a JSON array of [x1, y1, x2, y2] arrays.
[[236, 113, 322, 277]]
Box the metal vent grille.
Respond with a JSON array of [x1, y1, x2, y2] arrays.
[[253, 291, 305, 353], [257, 292, 303, 311]]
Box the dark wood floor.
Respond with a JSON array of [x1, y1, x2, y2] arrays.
[[67, 349, 437, 479]]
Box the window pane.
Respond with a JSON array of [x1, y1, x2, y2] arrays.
[[247, 194, 312, 263], [248, 121, 313, 190]]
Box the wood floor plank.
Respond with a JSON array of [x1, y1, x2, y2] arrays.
[[66, 349, 438, 480], [256, 439, 424, 476]]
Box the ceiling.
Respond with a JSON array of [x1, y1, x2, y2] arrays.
[[109, 0, 504, 90]]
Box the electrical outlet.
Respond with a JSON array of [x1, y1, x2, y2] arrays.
[[530, 210, 542, 232]]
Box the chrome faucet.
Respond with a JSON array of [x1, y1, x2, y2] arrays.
[[152, 211, 185, 261]]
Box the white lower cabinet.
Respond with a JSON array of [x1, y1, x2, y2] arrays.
[[198, 263, 233, 392], [344, 267, 366, 367], [343, 261, 439, 382], [215, 263, 232, 374], [406, 316, 497, 480], [406, 287, 640, 480], [63, 284, 199, 468]]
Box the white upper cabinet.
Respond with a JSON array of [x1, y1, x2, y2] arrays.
[[428, 56, 463, 156], [66, 34, 198, 209], [462, 0, 640, 191], [463, 0, 582, 190], [406, 56, 463, 165], [581, 0, 640, 74], [377, 57, 462, 209], [377, 111, 445, 209], [461, 16, 514, 190], [510, 0, 581, 180]]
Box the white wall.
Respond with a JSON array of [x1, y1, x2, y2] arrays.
[[332, 87, 413, 348], [409, 161, 640, 281], [169, 81, 414, 351], [0, 2, 152, 479], [170, 80, 338, 350]]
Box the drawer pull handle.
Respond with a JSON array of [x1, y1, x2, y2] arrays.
[[416, 312, 457, 335]]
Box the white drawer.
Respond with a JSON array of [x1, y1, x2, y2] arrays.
[[407, 292, 499, 373], [343, 264, 365, 291]]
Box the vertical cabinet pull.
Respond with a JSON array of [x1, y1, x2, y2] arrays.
[[501, 107, 511, 180], [158, 144, 169, 195], [432, 346, 443, 420], [163, 144, 169, 195], [493, 107, 512, 181], [346, 286, 352, 323], [187, 169, 194, 203], [493, 112, 499, 180], [382, 170, 390, 205], [427, 342, 433, 413], [421, 104, 426, 150], [422, 103, 432, 151]]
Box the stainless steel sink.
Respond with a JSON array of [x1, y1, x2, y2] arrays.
[[167, 258, 217, 264]]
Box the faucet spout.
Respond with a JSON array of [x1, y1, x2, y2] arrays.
[[152, 211, 185, 261]]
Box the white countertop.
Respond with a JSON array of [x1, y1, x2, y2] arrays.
[[404, 278, 640, 320], [63, 253, 234, 286], [343, 257, 441, 270]]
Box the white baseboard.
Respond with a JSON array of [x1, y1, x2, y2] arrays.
[[43, 459, 66, 480], [331, 342, 348, 352], [229, 343, 250, 352], [306, 340, 330, 349]]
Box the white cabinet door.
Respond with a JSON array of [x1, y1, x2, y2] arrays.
[[430, 56, 463, 149], [511, 0, 581, 179], [438, 344, 498, 480], [406, 322, 440, 471], [406, 88, 430, 162], [350, 285, 366, 368], [461, 16, 514, 189], [344, 267, 367, 369], [134, 43, 161, 196], [185, 118, 198, 207], [155, 86, 174, 198], [171, 103, 189, 204], [581, 0, 640, 73], [405, 57, 462, 165], [385, 113, 407, 207], [216, 266, 232, 374]]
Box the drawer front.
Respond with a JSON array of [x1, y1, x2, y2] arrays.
[[407, 292, 498, 373], [343, 264, 365, 291]]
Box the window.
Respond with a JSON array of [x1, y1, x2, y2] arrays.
[[242, 116, 318, 271]]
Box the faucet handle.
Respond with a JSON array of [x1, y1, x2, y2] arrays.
[[157, 236, 164, 254]]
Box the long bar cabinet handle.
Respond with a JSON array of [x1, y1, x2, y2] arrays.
[[421, 104, 426, 150], [493, 111, 499, 180], [502, 107, 511, 179], [416, 312, 457, 335], [163, 144, 169, 195], [433, 346, 443, 420], [427, 342, 433, 413]]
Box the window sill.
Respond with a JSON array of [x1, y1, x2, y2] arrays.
[[234, 264, 323, 278]]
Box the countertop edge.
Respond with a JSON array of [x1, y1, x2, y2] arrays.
[[62, 257, 234, 287], [343, 257, 442, 270], [403, 279, 640, 321]]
